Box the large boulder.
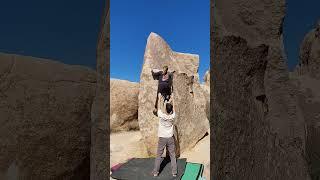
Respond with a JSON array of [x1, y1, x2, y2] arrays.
[[212, 0, 310, 179], [90, 5, 109, 180], [291, 20, 320, 178], [0, 53, 96, 179], [111, 79, 139, 132], [138, 32, 209, 156], [172, 73, 209, 154]]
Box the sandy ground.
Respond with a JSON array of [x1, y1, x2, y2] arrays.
[[110, 131, 148, 166], [110, 130, 210, 179], [180, 132, 210, 179]]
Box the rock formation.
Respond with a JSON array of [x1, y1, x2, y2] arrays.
[[296, 21, 320, 79], [291, 20, 320, 178], [201, 70, 210, 94], [172, 73, 209, 154], [296, 20, 320, 78], [90, 3, 109, 180], [0, 53, 96, 179], [201, 70, 210, 121], [211, 0, 310, 179], [204, 70, 210, 86], [138, 32, 209, 156], [111, 79, 139, 132]]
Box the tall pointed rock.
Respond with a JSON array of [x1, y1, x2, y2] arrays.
[[138, 32, 209, 156]]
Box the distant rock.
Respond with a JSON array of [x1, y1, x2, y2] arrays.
[[111, 79, 139, 132], [296, 20, 320, 78], [203, 70, 210, 87], [138, 32, 209, 156], [201, 70, 210, 94], [201, 70, 210, 120], [0, 53, 95, 179], [212, 0, 310, 179]]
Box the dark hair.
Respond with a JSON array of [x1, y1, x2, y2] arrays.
[[166, 103, 173, 114]]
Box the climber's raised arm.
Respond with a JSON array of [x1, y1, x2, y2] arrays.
[[153, 93, 165, 117], [169, 70, 174, 93], [155, 94, 165, 117]]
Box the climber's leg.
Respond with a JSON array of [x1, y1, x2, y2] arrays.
[[153, 92, 160, 116], [154, 92, 159, 109]]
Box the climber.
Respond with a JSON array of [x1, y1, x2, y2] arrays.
[[151, 65, 175, 113], [152, 95, 177, 177]]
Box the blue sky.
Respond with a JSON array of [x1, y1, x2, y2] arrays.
[[0, 0, 105, 68], [110, 0, 210, 82], [283, 0, 320, 70], [0, 1, 319, 78]]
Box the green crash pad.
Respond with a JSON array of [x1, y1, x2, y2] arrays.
[[181, 162, 204, 180]]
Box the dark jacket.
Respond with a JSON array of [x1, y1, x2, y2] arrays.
[[151, 70, 173, 96]]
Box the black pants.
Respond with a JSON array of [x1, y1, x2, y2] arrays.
[[155, 81, 172, 108]]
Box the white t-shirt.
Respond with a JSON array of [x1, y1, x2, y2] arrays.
[[157, 110, 176, 138]]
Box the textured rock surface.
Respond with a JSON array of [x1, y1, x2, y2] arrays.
[[172, 73, 209, 154], [0, 53, 96, 179], [90, 4, 109, 180], [111, 79, 139, 132], [211, 0, 310, 179], [296, 21, 320, 78], [204, 70, 210, 87], [201, 70, 210, 122], [138, 32, 209, 156], [201, 70, 210, 95], [291, 21, 320, 178]]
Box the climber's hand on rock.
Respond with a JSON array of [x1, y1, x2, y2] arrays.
[[152, 69, 161, 73], [153, 108, 158, 116]]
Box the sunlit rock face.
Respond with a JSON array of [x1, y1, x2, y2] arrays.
[[138, 32, 209, 156]]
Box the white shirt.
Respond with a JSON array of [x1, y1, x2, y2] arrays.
[[157, 110, 176, 138]]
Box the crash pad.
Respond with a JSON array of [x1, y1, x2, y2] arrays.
[[111, 158, 187, 180], [181, 162, 204, 180]]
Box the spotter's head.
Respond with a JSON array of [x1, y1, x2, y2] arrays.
[[166, 103, 173, 114]]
